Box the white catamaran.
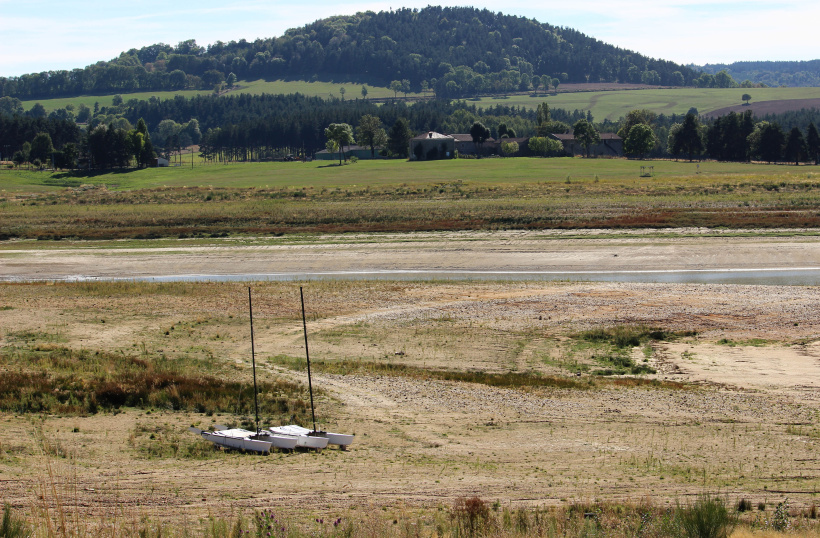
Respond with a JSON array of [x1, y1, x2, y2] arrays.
[[266, 286, 355, 450], [192, 287, 354, 453]]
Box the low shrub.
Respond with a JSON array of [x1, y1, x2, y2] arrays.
[[675, 495, 735, 538], [577, 325, 696, 348], [1, 503, 30, 538]]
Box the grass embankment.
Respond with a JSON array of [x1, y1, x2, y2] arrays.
[[4, 159, 820, 240]]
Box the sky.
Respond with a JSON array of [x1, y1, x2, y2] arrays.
[[2, 0, 818, 77]]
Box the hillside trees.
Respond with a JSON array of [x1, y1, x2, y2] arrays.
[[0, 97, 24, 117], [0, 7, 699, 101]]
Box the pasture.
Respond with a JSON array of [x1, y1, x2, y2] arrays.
[[19, 78, 419, 113], [3, 158, 820, 240], [473, 87, 820, 121], [20, 83, 820, 121]]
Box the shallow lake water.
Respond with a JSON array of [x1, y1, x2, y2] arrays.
[[67, 267, 820, 286]]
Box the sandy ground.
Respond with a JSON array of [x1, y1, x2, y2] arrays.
[[2, 230, 820, 525], [3, 230, 820, 281]]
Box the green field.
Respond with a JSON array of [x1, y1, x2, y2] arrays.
[[232, 78, 422, 100], [472, 87, 820, 121], [0, 157, 797, 192], [19, 83, 820, 122], [4, 158, 820, 241], [20, 79, 418, 113]]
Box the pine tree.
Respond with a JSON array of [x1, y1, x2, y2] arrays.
[[806, 122, 820, 165]]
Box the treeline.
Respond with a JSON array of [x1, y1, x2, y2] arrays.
[[655, 110, 820, 164], [0, 115, 81, 162], [700, 60, 820, 88], [5, 89, 820, 168], [124, 93, 591, 151], [0, 7, 701, 100]]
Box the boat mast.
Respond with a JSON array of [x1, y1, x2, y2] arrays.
[[248, 287, 260, 436], [300, 286, 318, 432]]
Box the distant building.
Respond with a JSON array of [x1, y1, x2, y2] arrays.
[[314, 144, 383, 161], [550, 133, 623, 157], [152, 157, 169, 167], [492, 137, 532, 157], [409, 132, 455, 161], [450, 134, 497, 157]]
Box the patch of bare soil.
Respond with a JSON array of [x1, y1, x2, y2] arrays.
[[2, 233, 820, 525], [3, 229, 820, 281]]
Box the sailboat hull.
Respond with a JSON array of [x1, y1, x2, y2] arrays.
[[266, 426, 330, 449], [201, 429, 273, 454], [269, 425, 353, 448]]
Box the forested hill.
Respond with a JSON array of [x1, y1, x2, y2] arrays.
[[699, 60, 820, 87], [0, 6, 700, 100]]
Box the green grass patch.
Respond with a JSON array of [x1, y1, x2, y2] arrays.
[[270, 355, 688, 390], [271, 355, 586, 389], [0, 346, 314, 420], [576, 325, 697, 348], [715, 338, 770, 347], [20, 79, 415, 113], [5, 159, 820, 240]]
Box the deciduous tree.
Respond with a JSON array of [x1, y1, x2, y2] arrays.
[[572, 119, 600, 158], [528, 136, 563, 157], [29, 132, 54, 165], [324, 123, 355, 165], [356, 114, 387, 158], [623, 123, 657, 158]]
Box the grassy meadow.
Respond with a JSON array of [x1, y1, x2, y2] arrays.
[[473, 87, 820, 121], [19, 78, 418, 113], [3, 158, 820, 240], [19, 82, 820, 120]]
